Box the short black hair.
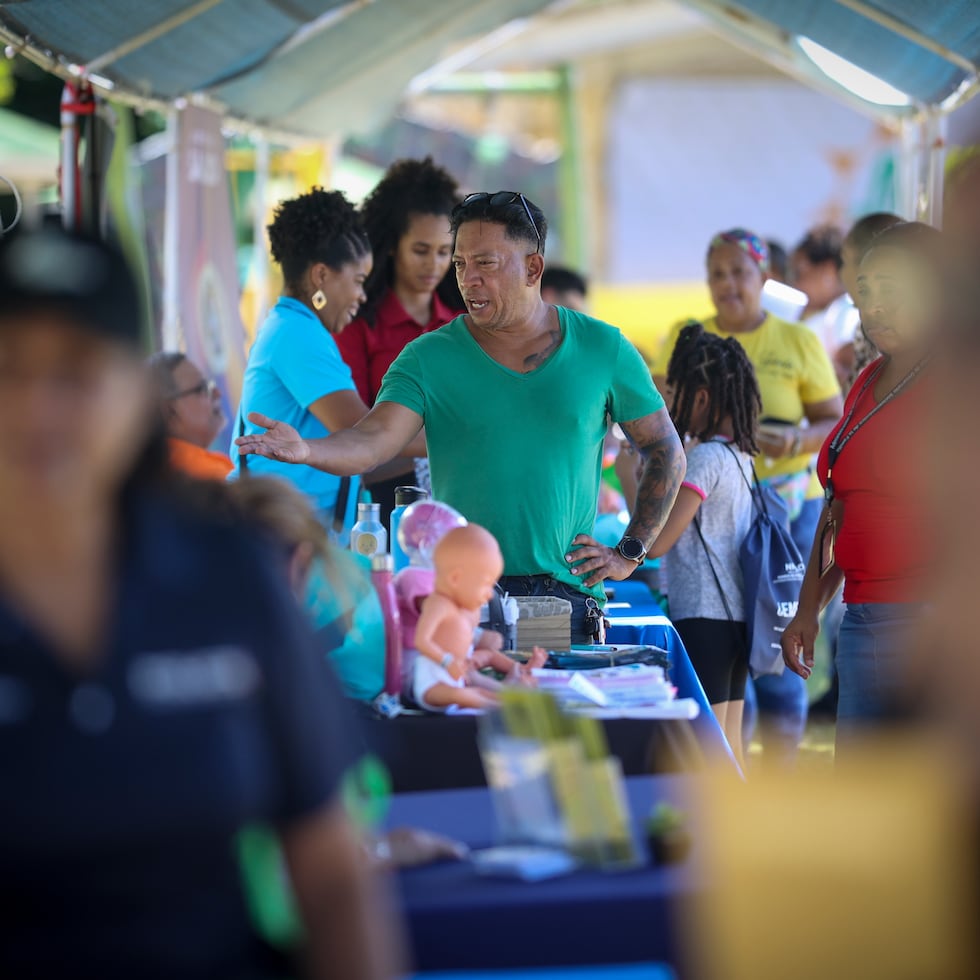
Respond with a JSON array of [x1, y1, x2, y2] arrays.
[[861, 220, 943, 277], [666, 321, 762, 455], [358, 157, 460, 326], [793, 225, 845, 269], [844, 212, 904, 258], [541, 266, 587, 297], [766, 240, 789, 282], [450, 193, 548, 254], [267, 187, 370, 292]]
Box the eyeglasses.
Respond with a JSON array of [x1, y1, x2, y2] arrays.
[[170, 378, 218, 400], [453, 191, 542, 253]]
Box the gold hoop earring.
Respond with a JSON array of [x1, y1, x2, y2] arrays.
[[311, 289, 327, 311]]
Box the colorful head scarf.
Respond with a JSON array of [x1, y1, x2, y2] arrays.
[[708, 228, 770, 275]]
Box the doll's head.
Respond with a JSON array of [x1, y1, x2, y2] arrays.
[[432, 524, 503, 612]]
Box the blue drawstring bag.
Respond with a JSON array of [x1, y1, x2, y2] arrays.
[[739, 476, 805, 677]]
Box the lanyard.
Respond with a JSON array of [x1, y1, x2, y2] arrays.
[[825, 357, 927, 504]]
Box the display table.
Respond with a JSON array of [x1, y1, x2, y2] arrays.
[[358, 583, 737, 793], [389, 775, 700, 974], [359, 706, 706, 793]]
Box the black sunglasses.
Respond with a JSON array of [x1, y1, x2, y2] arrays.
[[453, 191, 542, 253]]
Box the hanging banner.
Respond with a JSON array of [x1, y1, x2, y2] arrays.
[[167, 103, 248, 451]]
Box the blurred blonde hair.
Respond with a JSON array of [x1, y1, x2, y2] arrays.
[[226, 476, 329, 562]]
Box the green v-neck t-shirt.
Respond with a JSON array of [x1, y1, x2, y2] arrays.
[[377, 307, 665, 602]]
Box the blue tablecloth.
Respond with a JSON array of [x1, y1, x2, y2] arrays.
[[605, 588, 737, 770], [389, 775, 698, 975]]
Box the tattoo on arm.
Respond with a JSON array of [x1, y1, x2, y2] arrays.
[[619, 414, 686, 546]]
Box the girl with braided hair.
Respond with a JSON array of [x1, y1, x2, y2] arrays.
[[641, 321, 762, 767], [335, 157, 461, 524], [232, 186, 423, 542]]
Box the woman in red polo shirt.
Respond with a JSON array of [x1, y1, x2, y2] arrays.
[[781, 222, 940, 753], [335, 158, 462, 524]]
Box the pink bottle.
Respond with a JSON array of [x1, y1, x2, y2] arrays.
[[372, 554, 403, 697]]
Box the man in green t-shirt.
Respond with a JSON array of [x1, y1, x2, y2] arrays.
[[237, 192, 685, 644]]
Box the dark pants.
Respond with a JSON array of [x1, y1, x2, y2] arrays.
[[497, 575, 604, 646]]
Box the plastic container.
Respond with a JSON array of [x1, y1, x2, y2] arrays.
[[371, 553, 403, 697], [390, 486, 428, 572], [760, 278, 808, 322], [350, 502, 386, 558]]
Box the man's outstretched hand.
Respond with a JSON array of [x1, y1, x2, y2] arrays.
[[235, 412, 310, 464]]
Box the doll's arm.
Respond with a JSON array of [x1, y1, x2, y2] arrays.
[[414, 594, 466, 681]]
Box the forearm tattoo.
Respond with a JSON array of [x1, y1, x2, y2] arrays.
[[619, 421, 686, 546]]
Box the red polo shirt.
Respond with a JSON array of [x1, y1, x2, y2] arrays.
[[816, 359, 933, 604], [335, 289, 456, 406]]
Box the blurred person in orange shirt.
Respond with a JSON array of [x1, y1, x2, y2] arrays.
[[149, 351, 233, 480]]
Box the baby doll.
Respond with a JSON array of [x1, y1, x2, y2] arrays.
[[412, 524, 543, 711]]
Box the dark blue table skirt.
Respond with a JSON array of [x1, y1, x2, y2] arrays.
[[388, 776, 701, 974]]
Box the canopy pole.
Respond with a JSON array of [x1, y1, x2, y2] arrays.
[[556, 64, 586, 273], [250, 135, 271, 332], [923, 110, 947, 227], [162, 108, 181, 352]]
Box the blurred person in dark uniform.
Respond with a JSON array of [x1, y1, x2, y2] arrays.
[[0, 226, 400, 980]]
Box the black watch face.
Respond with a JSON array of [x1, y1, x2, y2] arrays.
[[619, 537, 644, 561]]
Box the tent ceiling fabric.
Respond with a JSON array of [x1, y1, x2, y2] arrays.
[[714, 0, 980, 105], [0, 0, 558, 137], [1, 0, 979, 137]]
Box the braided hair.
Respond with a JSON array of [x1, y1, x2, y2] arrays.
[[666, 321, 762, 455], [358, 157, 460, 326], [267, 187, 370, 294]]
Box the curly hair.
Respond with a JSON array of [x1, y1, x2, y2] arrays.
[[666, 321, 762, 455], [267, 187, 370, 293], [358, 157, 460, 325]]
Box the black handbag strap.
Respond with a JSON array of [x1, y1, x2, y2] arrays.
[[332, 476, 351, 538], [237, 409, 249, 474]]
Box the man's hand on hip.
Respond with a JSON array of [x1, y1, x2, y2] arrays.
[[565, 533, 639, 588]]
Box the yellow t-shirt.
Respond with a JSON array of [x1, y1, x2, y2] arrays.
[[654, 314, 840, 488]]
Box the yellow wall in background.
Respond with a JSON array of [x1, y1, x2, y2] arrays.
[[590, 281, 714, 367]]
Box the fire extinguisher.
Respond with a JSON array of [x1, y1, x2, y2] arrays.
[[60, 77, 96, 232]]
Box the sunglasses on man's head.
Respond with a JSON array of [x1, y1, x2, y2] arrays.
[[453, 191, 542, 253]]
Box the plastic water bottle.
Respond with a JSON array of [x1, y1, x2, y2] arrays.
[[350, 502, 386, 558], [390, 485, 428, 572], [372, 553, 403, 702]]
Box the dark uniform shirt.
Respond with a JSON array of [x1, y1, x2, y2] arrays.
[[0, 494, 358, 979]]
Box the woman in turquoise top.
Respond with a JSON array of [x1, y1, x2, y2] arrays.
[[232, 188, 422, 542]]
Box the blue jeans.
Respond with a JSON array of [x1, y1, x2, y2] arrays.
[[497, 575, 603, 645], [836, 602, 921, 750], [743, 497, 821, 762]]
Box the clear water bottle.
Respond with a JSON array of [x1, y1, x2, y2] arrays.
[[390, 485, 428, 572], [371, 553, 403, 700], [350, 502, 386, 558]]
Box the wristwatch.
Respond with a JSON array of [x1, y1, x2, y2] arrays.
[[616, 535, 647, 565]]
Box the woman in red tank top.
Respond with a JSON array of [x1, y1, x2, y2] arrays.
[[780, 222, 940, 757]]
